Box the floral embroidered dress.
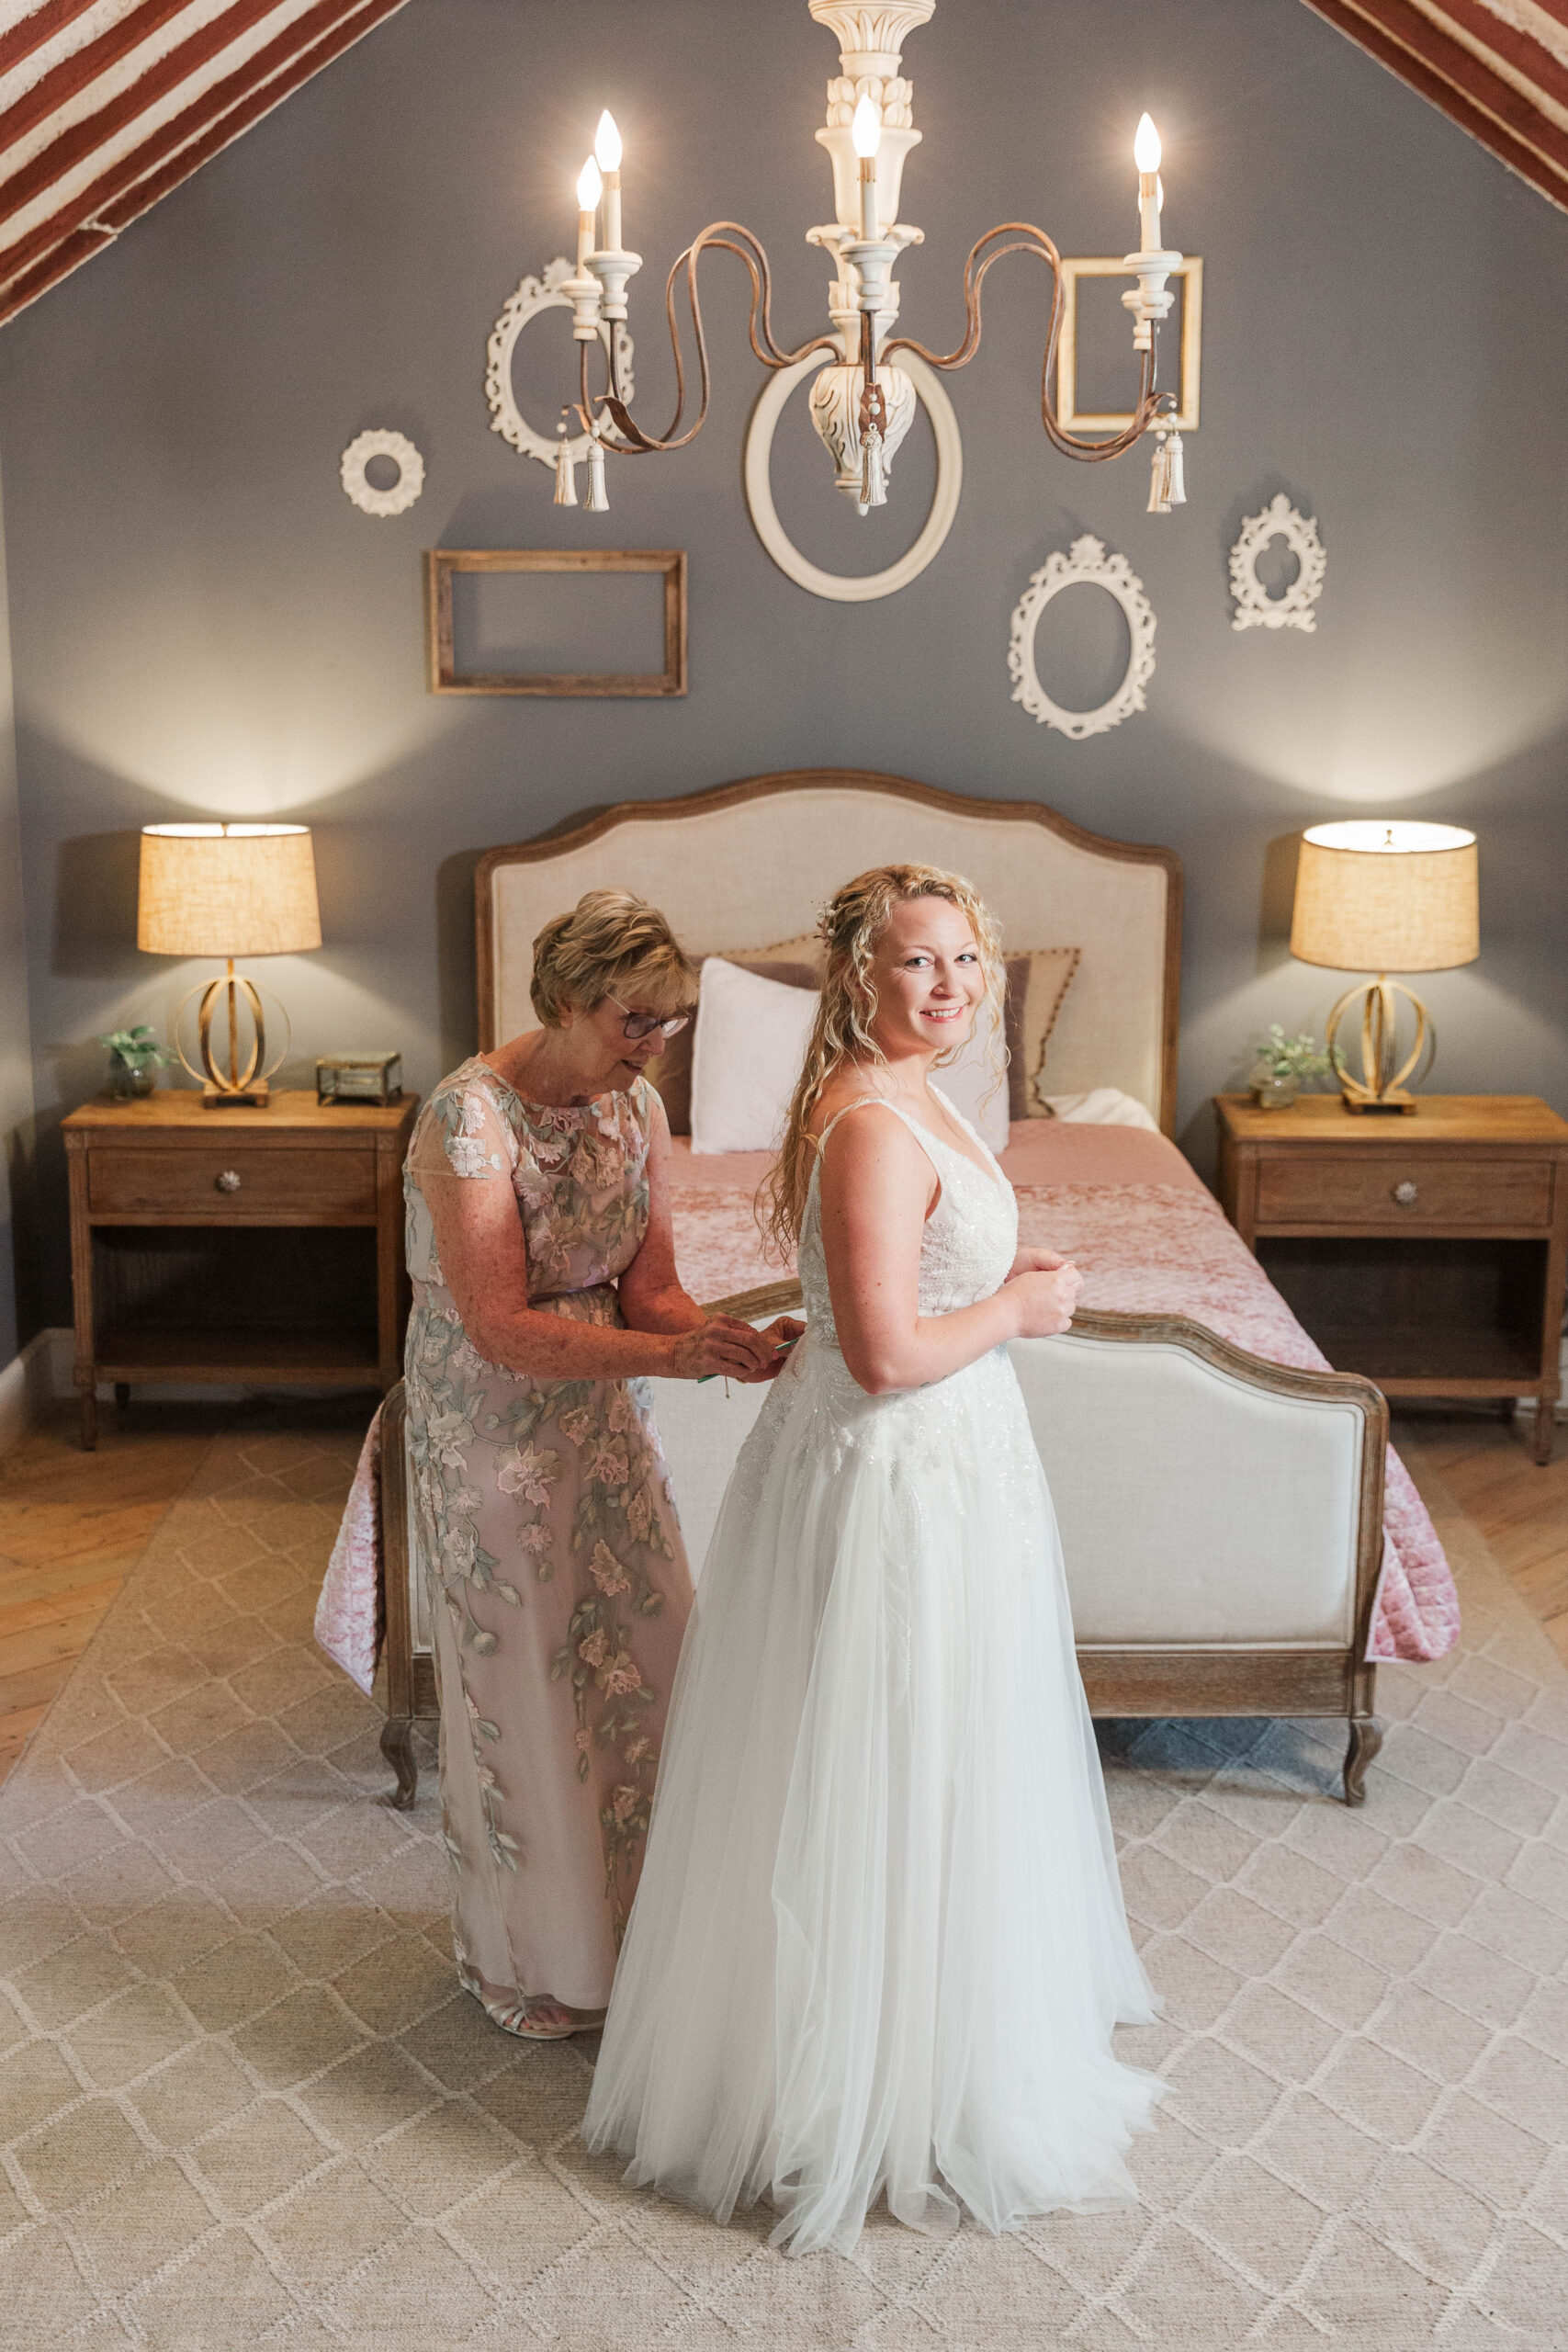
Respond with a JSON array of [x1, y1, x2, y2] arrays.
[[403, 1058, 693, 2012]]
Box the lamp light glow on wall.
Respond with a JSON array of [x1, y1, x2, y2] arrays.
[[1290, 820, 1479, 1114], [138, 823, 321, 1107], [547, 0, 1189, 519]]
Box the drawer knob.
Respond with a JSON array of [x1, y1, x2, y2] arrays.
[[1392, 1179, 1418, 1207], [215, 1169, 243, 1193]]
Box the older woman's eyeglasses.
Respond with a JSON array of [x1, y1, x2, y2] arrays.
[[607, 996, 691, 1044]]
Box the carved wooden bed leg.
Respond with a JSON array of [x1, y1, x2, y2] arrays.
[[380, 1716, 418, 1809], [1344, 1712, 1382, 1804]]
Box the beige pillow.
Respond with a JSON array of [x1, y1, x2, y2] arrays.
[[1006, 946, 1082, 1116]]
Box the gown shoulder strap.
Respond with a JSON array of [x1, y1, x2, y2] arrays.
[[813, 1094, 941, 1175]]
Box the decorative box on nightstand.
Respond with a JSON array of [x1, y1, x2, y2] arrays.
[[63, 1089, 419, 1449], [1216, 1094, 1568, 1464]]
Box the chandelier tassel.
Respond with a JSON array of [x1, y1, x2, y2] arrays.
[[1146, 432, 1171, 515], [584, 436, 610, 513], [553, 422, 579, 508], [859, 419, 887, 511], [1164, 428, 1186, 507]]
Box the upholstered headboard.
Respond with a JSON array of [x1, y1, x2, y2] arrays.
[[476, 770, 1183, 1133]]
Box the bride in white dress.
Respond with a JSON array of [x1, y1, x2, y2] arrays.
[[583, 864, 1163, 2256]]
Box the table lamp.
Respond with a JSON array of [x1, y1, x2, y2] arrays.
[[1289, 820, 1478, 1114], [138, 822, 321, 1106]]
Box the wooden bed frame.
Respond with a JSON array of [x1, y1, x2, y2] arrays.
[[377, 771, 1388, 1809]]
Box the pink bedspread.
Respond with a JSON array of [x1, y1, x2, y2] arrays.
[[668, 1125, 1459, 1666]]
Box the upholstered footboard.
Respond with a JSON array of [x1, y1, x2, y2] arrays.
[[376, 1288, 1388, 1806]]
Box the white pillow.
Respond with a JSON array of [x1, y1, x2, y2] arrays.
[[689, 957, 818, 1155], [931, 991, 1011, 1156]]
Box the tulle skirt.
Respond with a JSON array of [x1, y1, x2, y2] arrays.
[[581, 1334, 1163, 2256]]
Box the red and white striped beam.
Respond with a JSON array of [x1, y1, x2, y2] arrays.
[[1303, 0, 1568, 211], [0, 0, 411, 327]]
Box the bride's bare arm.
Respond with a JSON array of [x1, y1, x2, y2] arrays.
[[818, 1107, 1081, 1396]]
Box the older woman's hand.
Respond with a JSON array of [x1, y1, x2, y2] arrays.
[[666, 1316, 779, 1382], [731, 1317, 806, 1383]]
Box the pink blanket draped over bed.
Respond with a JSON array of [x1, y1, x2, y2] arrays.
[[316, 1122, 1459, 1689], [662, 1124, 1459, 1667]]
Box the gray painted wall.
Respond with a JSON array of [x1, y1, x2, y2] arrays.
[[2, 0, 1566, 1330], [0, 449, 34, 1366]]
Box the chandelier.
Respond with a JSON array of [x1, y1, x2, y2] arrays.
[[546, 2, 1189, 526]]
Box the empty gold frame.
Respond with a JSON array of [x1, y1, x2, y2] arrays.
[[424, 548, 688, 697], [1056, 257, 1202, 435]]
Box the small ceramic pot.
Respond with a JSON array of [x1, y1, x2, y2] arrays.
[[1253, 1075, 1300, 1110]]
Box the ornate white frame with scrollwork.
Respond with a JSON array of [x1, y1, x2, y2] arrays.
[[1007, 536, 1156, 741], [485, 257, 635, 469], [1229, 492, 1326, 632]]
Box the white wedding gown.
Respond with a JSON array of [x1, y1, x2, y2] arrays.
[[582, 1094, 1163, 2256]]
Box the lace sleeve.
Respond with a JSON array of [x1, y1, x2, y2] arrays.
[[407, 1073, 519, 1190]]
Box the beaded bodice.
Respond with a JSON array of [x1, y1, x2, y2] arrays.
[[798, 1091, 1018, 1344]]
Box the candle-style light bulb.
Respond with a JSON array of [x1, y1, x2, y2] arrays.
[[595, 109, 624, 250], [852, 93, 882, 239], [1134, 113, 1163, 252], [576, 155, 602, 265]]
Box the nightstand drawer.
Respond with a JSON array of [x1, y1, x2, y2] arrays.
[[88, 1147, 378, 1219], [1257, 1155, 1554, 1229]]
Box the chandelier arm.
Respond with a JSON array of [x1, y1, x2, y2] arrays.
[[882, 222, 1052, 374], [598, 224, 839, 457], [885, 221, 1166, 461]]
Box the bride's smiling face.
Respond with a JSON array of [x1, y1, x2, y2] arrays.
[[866, 897, 985, 1060]]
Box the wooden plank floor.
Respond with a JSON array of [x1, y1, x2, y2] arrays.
[[1398, 1409, 1568, 1668], [0, 1401, 226, 1781], [0, 1403, 1562, 1790]]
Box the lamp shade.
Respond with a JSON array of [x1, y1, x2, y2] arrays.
[[1290, 820, 1478, 976], [138, 824, 321, 959]]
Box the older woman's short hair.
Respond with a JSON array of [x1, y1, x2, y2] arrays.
[[530, 889, 697, 1028]]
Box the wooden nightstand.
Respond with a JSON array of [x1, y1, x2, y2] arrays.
[[1216, 1094, 1568, 1464], [63, 1089, 419, 1450]]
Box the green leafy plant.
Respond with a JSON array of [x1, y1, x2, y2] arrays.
[[97, 1024, 176, 1070], [1253, 1024, 1331, 1082]]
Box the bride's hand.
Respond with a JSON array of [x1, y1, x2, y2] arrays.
[[1004, 1262, 1083, 1339], [1008, 1246, 1069, 1279], [734, 1317, 806, 1383], [666, 1317, 777, 1381]]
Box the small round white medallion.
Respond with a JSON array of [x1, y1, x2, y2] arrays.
[[340, 429, 425, 517]]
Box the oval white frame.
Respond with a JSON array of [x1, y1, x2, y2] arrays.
[[743, 350, 963, 603], [485, 255, 634, 469], [1229, 492, 1325, 632], [340, 428, 424, 517], [1007, 536, 1156, 741]]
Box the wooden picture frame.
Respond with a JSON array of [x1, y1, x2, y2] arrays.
[[1056, 256, 1202, 435], [423, 548, 688, 697]]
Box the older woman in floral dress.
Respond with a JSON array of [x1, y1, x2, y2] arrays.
[[403, 890, 793, 2040]]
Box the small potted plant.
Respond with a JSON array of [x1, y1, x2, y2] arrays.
[[1250, 1024, 1330, 1110], [97, 1024, 176, 1100]]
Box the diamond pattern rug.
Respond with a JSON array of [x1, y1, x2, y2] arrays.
[[0, 1406, 1564, 2350]]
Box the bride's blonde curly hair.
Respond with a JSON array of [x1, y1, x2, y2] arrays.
[[759, 864, 1005, 1256]]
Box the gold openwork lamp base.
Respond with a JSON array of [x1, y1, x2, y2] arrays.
[[1290, 820, 1479, 1121], [1324, 975, 1431, 1114], [186, 959, 275, 1106]]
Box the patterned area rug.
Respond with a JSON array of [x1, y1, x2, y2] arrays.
[[0, 1407, 1564, 2350]]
